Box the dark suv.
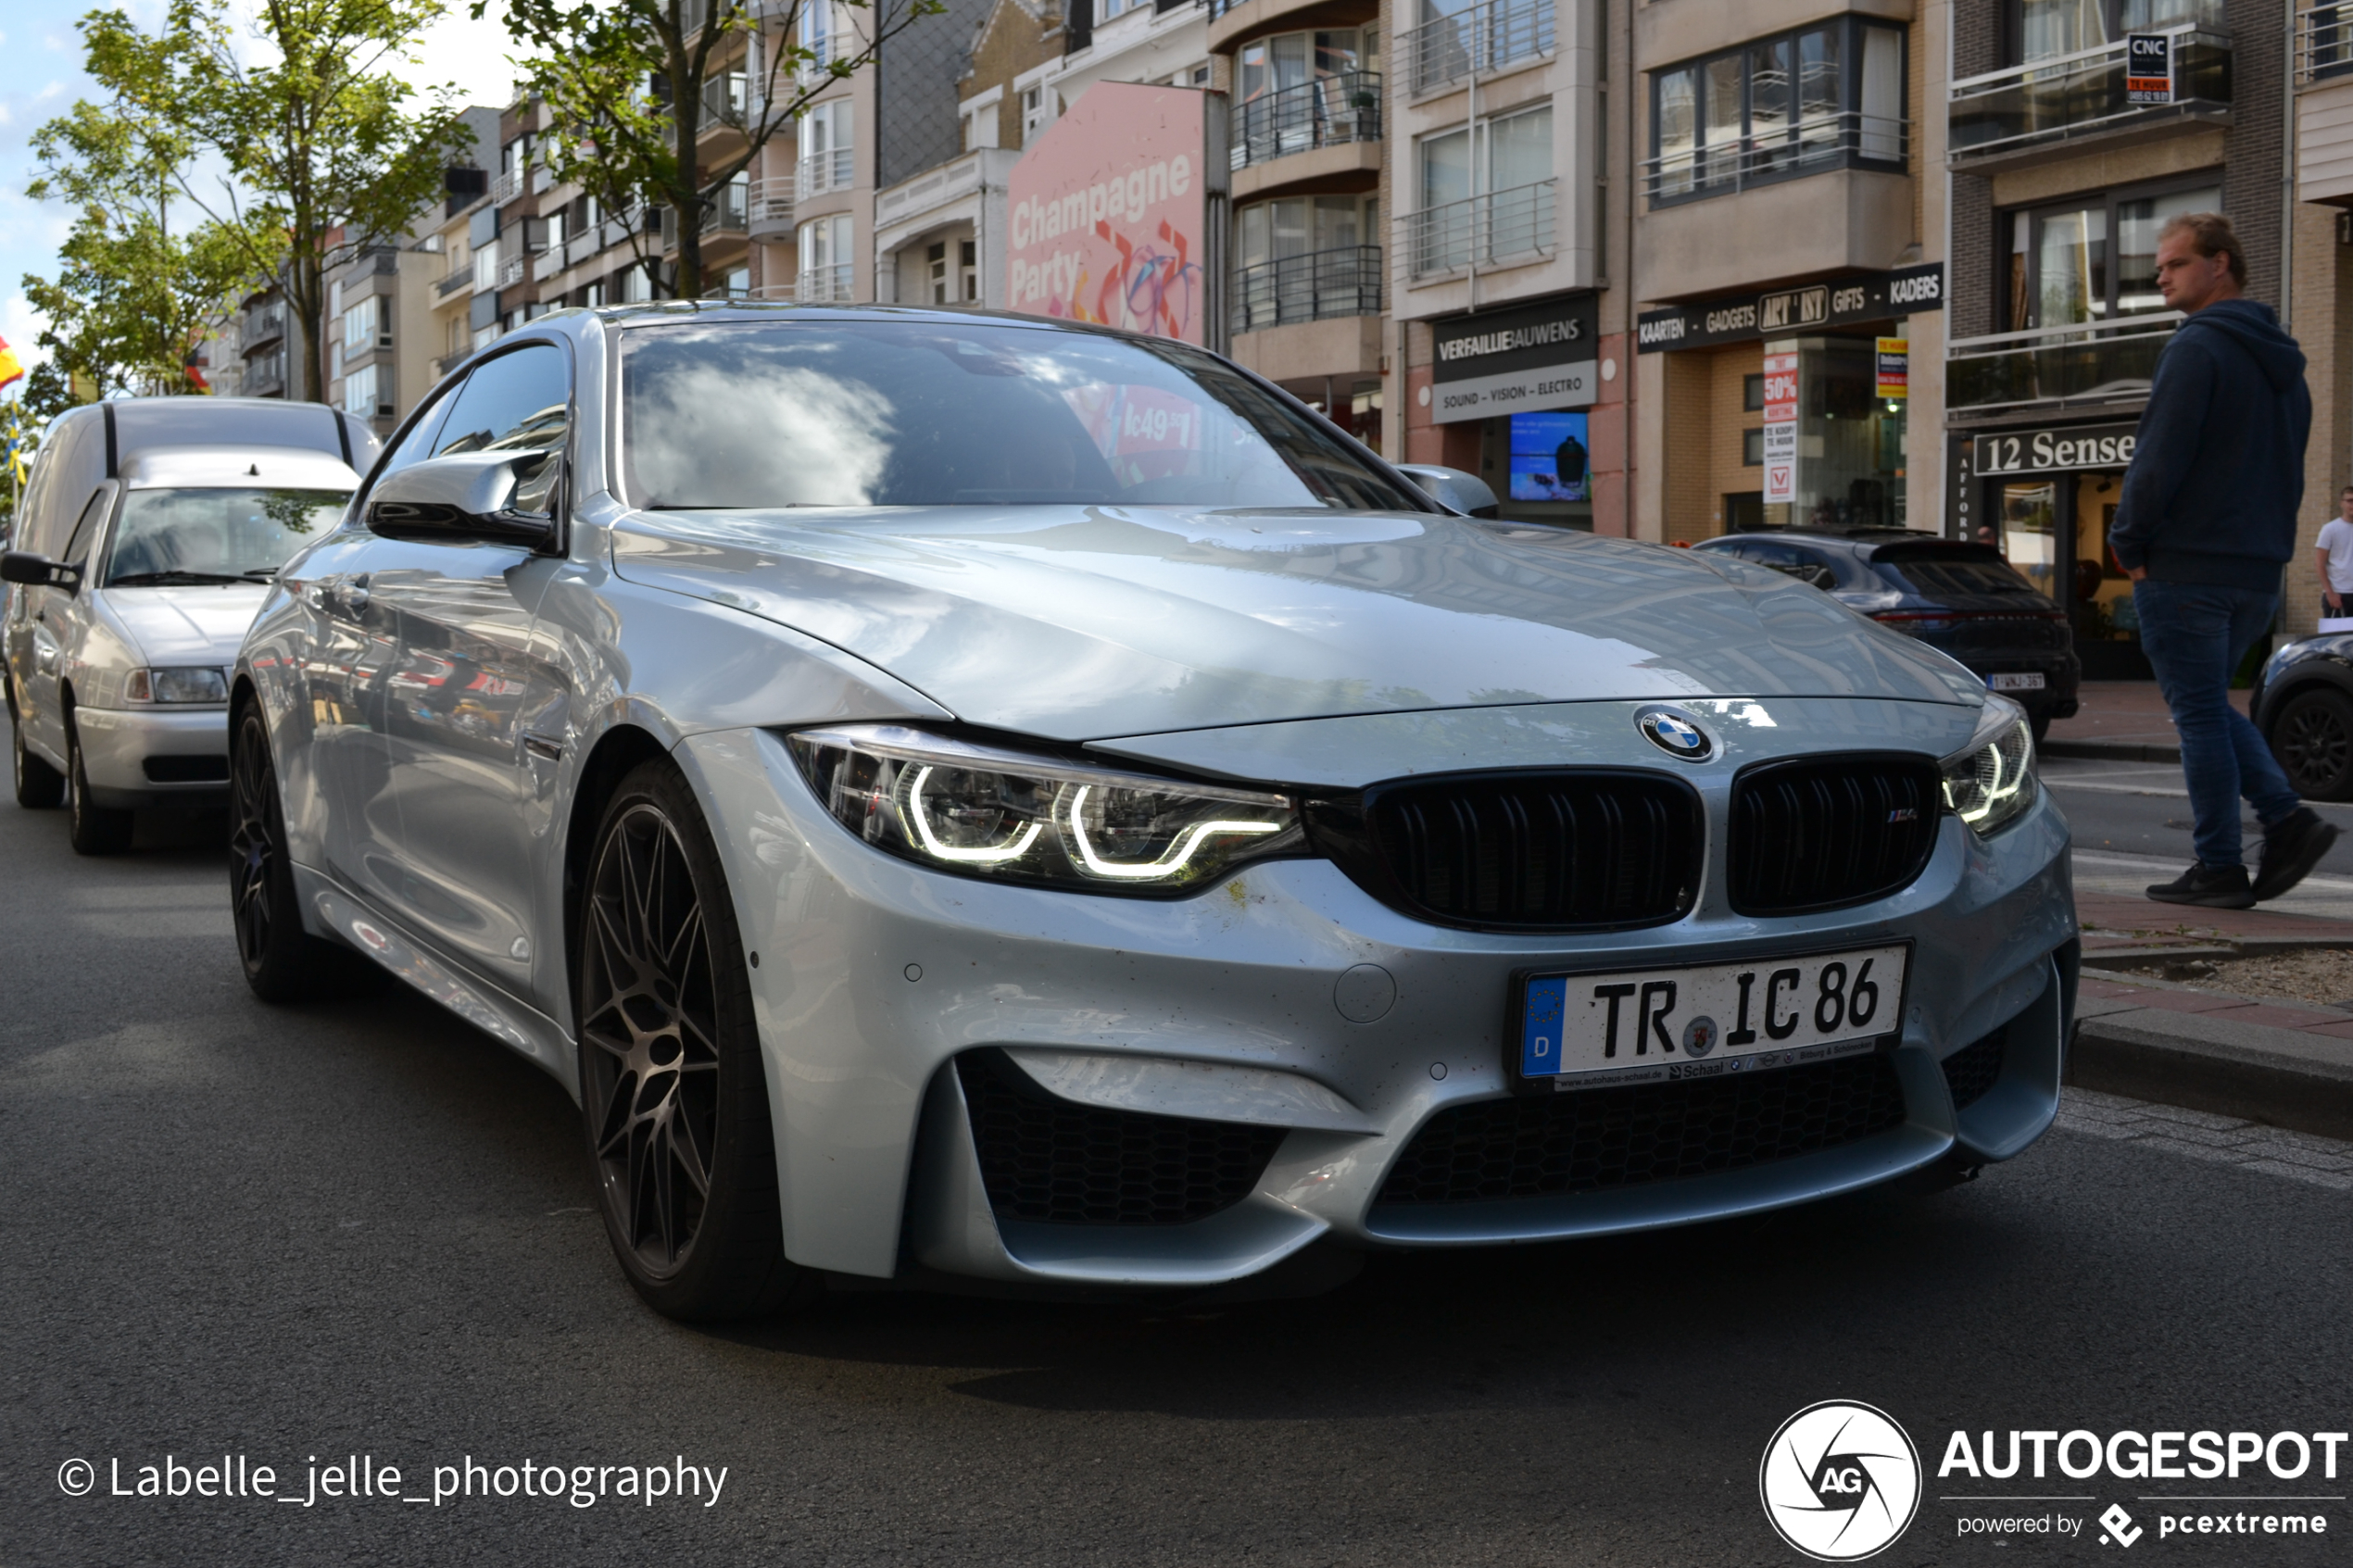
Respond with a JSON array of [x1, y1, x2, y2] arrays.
[[1692, 530, 2082, 739]]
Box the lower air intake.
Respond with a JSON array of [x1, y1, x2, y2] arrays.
[[1941, 1024, 2008, 1111], [956, 1050, 1284, 1226], [1375, 1052, 1907, 1207]]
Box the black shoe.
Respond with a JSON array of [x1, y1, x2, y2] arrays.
[[2252, 807, 2341, 901], [2145, 862, 2256, 909]]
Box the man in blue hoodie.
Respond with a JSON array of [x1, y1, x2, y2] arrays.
[[2112, 212, 2339, 907]]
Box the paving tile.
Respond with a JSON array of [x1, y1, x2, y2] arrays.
[[2079, 980, 2145, 999], [2115, 990, 2263, 1015], [2295, 1020, 2353, 1040], [2205, 1003, 2349, 1030]]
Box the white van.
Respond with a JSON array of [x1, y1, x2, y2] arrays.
[[4, 397, 377, 852]]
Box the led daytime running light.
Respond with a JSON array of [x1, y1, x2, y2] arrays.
[[1062, 784, 1281, 879], [900, 765, 1045, 863]]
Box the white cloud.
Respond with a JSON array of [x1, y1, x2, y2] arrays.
[[3, 293, 52, 372]]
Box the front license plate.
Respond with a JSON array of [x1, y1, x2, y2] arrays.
[[1987, 671, 2045, 692], [1517, 945, 1910, 1091]]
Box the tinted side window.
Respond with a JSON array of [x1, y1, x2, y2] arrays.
[[62, 487, 112, 568], [378, 386, 459, 479], [434, 344, 569, 514]]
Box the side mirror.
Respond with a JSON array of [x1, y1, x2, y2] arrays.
[[1393, 463, 1501, 520], [366, 451, 560, 547], [1, 551, 82, 588]]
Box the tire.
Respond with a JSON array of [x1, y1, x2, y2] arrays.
[[229, 705, 354, 1000], [65, 716, 134, 854], [2271, 686, 2353, 801], [2029, 710, 2051, 746], [577, 759, 818, 1322], [10, 682, 64, 809]]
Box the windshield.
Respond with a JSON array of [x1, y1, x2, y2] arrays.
[[105, 488, 349, 586], [621, 320, 1421, 511]]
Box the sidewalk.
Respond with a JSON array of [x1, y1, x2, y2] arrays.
[[2042, 679, 2250, 761], [2070, 969, 2353, 1141]]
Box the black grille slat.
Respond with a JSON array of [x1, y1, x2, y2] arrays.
[[143, 755, 230, 783], [1314, 771, 1702, 931], [956, 1052, 1282, 1226], [1941, 1025, 2007, 1110], [1376, 1053, 1908, 1207], [1729, 755, 1940, 915]]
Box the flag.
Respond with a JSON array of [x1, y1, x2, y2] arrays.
[[185, 362, 211, 393], [0, 335, 22, 394]]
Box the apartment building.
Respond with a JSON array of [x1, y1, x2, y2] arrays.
[[1385, 0, 1619, 523], [1941, 0, 2334, 671], [1207, 0, 1386, 446], [1627, 0, 1947, 543]]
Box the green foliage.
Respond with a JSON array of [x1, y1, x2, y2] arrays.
[[78, 0, 477, 402], [489, 0, 941, 300], [21, 65, 265, 397], [17, 364, 81, 428]]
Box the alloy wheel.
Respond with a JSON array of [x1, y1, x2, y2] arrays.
[[229, 714, 278, 968], [2279, 700, 2353, 796], [581, 801, 722, 1277]]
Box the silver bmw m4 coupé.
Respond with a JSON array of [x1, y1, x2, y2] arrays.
[[229, 305, 2075, 1319]]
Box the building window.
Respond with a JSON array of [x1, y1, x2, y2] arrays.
[[2012, 0, 2221, 65], [962, 98, 1000, 150], [1743, 373, 1767, 410], [343, 363, 379, 417], [1233, 195, 1381, 331], [1648, 18, 1905, 205], [799, 100, 855, 195], [1021, 85, 1052, 144], [1743, 428, 1766, 465], [343, 295, 388, 353], [474, 238, 500, 295], [799, 213, 855, 301], [1414, 104, 1552, 272], [2003, 178, 2221, 331]]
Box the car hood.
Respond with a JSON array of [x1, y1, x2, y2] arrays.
[[96, 583, 271, 664], [609, 506, 1987, 741]]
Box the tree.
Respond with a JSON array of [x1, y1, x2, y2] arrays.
[[491, 0, 940, 301], [22, 83, 262, 398], [84, 0, 476, 402]]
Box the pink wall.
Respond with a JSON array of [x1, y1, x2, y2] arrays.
[[1006, 83, 1209, 345]]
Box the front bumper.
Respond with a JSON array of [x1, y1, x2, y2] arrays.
[[680, 721, 2078, 1290], [69, 705, 231, 809]]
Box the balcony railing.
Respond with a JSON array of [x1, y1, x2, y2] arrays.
[[703, 181, 749, 233], [748, 176, 796, 236], [1949, 25, 2232, 161], [436, 260, 473, 296], [497, 254, 526, 289], [799, 146, 856, 198], [700, 281, 797, 301], [1230, 72, 1382, 170], [798, 261, 855, 302], [1945, 312, 2182, 411], [702, 72, 749, 132], [1231, 245, 1381, 334], [1404, 0, 1554, 96], [244, 308, 284, 345], [2298, 4, 2353, 82], [489, 167, 522, 207], [1644, 111, 1908, 204], [1409, 178, 1554, 276]]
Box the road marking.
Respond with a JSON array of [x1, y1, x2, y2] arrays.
[[2058, 1087, 2353, 1191], [2070, 848, 2353, 919]]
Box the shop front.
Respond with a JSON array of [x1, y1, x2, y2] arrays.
[[1635, 264, 1944, 542], [1426, 293, 1601, 529], [1950, 418, 2147, 678]]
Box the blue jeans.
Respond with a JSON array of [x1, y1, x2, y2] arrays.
[[2133, 580, 2301, 868]]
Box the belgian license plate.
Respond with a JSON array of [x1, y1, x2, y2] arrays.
[[1516, 945, 1910, 1091], [1987, 671, 2045, 692]]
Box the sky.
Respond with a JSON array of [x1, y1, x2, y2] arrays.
[[0, 0, 520, 393]]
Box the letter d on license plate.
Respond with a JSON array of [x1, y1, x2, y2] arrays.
[[1517, 944, 1909, 1090]]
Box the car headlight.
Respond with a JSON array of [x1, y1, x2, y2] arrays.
[[786, 725, 1306, 893], [125, 666, 230, 704], [1940, 696, 2036, 835]]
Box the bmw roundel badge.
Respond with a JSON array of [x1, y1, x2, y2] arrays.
[[1634, 705, 1714, 762]]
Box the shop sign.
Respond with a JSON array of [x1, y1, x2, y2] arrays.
[[1971, 420, 2140, 475], [1636, 265, 1944, 353], [1877, 338, 1908, 398], [2126, 34, 2173, 104], [1429, 294, 1601, 424]]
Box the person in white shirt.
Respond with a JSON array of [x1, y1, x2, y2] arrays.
[[2319, 485, 2353, 619]]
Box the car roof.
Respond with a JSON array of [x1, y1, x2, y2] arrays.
[[1705, 529, 2006, 561], [119, 445, 361, 491]]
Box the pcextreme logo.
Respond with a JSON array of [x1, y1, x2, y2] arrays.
[[1760, 1401, 1924, 1561]]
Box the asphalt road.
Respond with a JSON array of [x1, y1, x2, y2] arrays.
[[4, 734, 2350, 1567], [2044, 754, 2353, 873]]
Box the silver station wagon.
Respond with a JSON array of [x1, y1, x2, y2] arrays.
[[6, 397, 371, 851], [226, 306, 2076, 1319]]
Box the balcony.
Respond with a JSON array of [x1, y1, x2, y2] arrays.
[[798, 261, 855, 302], [1403, 0, 1554, 97], [799, 146, 856, 200], [1945, 313, 2181, 413], [1230, 72, 1380, 171], [489, 167, 522, 207], [1410, 178, 1554, 277], [1948, 25, 2232, 171], [700, 281, 797, 301], [704, 181, 749, 234], [1231, 245, 1380, 334], [1644, 111, 1908, 206], [497, 254, 526, 290], [2297, 6, 2353, 203], [436, 260, 473, 297], [244, 307, 284, 345], [748, 176, 797, 239]]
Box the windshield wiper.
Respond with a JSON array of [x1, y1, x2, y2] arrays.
[[107, 571, 255, 586]]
